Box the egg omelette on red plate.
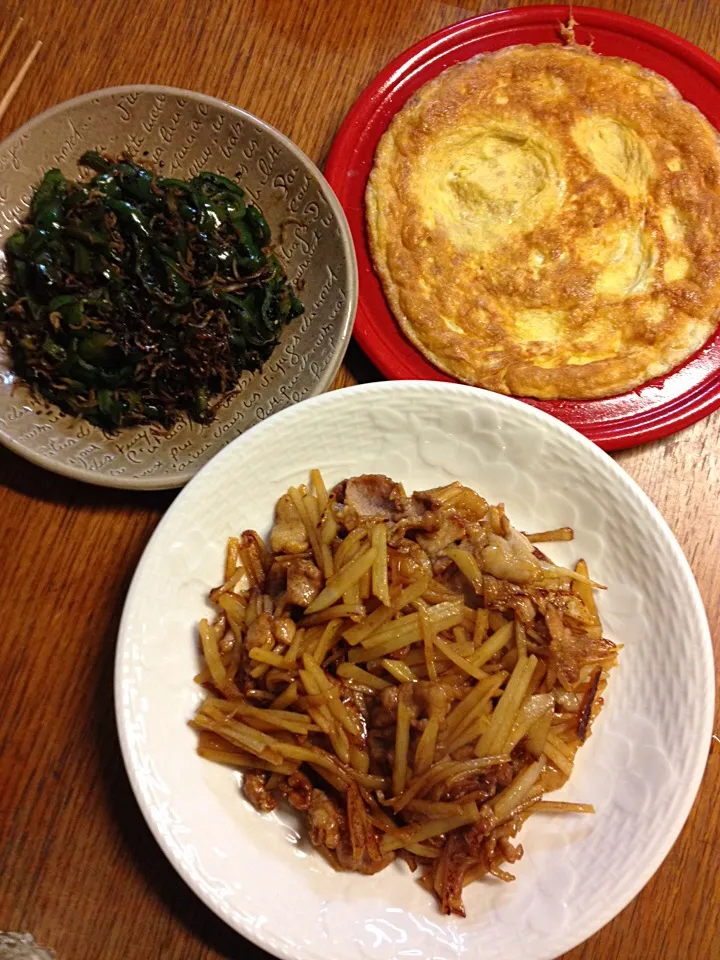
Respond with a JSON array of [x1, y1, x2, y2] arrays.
[[365, 44, 720, 399]]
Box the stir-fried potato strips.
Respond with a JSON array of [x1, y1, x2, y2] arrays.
[[192, 471, 617, 915]]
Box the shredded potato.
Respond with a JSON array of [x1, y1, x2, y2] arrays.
[[191, 471, 617, 916]]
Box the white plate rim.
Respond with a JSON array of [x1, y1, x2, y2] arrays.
[[115, 380, 715, 960]]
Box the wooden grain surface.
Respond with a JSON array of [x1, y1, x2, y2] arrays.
[[0, 2, 718, 958]]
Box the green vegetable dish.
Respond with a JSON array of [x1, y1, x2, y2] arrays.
[[0, 153, 304, 430]]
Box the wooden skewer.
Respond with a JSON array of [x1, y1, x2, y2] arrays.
[[0, 39, 42, 125], [0, 16, 23, 72]]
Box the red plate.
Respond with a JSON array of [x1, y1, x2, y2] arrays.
[[325, 4, 720, 450]]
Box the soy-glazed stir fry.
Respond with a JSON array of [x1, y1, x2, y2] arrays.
[[191, 472, 618, 916], [0, 155, 303, 431]]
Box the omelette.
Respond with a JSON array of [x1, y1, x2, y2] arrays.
[[365, 44, 720, 398]]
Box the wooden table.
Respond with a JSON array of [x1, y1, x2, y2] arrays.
[[0, 1, 718, 958]]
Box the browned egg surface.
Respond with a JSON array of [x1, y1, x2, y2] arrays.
[[366, 44, 720, 398]]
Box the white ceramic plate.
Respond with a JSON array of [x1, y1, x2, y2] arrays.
[[116, 381, 714, 960]]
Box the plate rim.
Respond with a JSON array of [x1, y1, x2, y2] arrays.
[[324, 4, 720, 451], [115, 379, 715, 960], [0, 84, 358, 490]]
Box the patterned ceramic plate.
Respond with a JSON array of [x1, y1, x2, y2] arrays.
[[116, 381, 713, 960], [0, 86, 356, 489]]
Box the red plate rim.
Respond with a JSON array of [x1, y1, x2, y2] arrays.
[[325, 4, 720, 451]]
